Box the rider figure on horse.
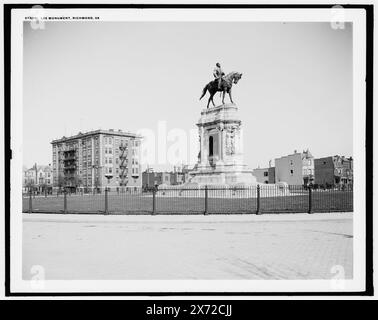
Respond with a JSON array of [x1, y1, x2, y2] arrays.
[[213, 62, 225, 89]]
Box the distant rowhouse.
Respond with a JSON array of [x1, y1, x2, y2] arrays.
[[314, 156, 353, 188], [51, 129, 142, 190], [23, 164, 53, 193], [142, 165, 191, 189], [252, 167, 275, 184], [275, 149, 314, 186]]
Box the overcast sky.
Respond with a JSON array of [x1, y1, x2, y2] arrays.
[[23, 21, 353, 170]]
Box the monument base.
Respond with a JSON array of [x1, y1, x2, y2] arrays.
[[188, 164, 257, 187], [187, 102, 258, 187]]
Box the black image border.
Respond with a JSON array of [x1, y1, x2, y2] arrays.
[[3, 3, 374, 297]]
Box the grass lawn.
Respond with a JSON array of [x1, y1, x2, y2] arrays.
[[23, 190, 353, 214]]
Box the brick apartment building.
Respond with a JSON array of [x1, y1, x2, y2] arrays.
[[314, 155, 353, 188], [51, 129, 142, 190]]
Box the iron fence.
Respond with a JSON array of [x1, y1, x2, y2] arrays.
[[22, 185, 353, 215]]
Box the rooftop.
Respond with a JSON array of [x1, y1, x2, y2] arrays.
[[274, 149, 314, 161], [24, 164, 52, 172], [51, 129, 142, 144], [315, 155, 353, 161]]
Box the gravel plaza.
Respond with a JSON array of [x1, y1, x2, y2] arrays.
[[22, 212, 353, 280]]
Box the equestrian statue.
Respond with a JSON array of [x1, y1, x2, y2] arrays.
[[199, 62, 243, 109]]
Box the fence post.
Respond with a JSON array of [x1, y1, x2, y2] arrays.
[[256, 185, 261, 214], [28, 189, 32, 213], [104, 187, 109, 215], [63, 189, 67, 214], [308, 185, 313, 214], [152, 188, 156, 215], [204, 185, 208, 215]]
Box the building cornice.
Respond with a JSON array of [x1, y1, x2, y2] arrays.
[[51, 129, 142, 144]]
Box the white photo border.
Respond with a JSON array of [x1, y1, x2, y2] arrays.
[[6, 5, 372, 295]]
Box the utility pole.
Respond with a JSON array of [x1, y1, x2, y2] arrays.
[[34, 162, 38, 193], [147, 164, 150, 188]]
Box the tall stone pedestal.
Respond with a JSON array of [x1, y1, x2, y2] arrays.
[[189, 103, 256, 186]]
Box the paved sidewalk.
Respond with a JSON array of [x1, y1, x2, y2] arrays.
[[23, 212, 353, 280]]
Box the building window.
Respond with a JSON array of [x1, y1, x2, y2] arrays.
[[290, 169, 294, 175], [263, 172, 268, 177]]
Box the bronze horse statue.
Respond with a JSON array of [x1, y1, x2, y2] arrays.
[[199, 71, 243, 108]]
